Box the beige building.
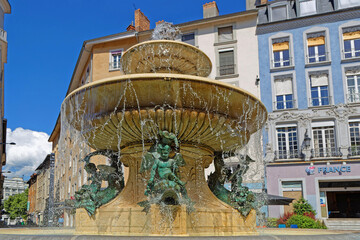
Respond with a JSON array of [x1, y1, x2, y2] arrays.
[[49, 1, 262, 227]]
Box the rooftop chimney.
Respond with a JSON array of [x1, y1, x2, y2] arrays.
[[156, 20, 164, 26], [135, 9, 150, 32], [260, 0, 267, 5], [203, 1, 219, 19], [126, 21, 135, 31]]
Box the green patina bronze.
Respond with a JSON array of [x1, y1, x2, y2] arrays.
[[67, 150, 124, 216], [207, 152, 256, 217], [138, 130, 192, 212]]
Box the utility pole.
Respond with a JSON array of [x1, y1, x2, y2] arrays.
[[48, 153, 55, 227]]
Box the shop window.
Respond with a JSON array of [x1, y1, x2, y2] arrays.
[[109, 49, 123, 70], [299, 0, 317, 16], [218, 26, 233, 42], [312, 123, 338, 158], [182, 32, 195, 46], [342, 27, 360, 59], [272, 38, 291, 68], [218, 48, 235, 76], [349, 120, 360, 156], [274, 76, 295, 110], [282, 181, 303, 214], [309, 73, 330, 107], [276, 126, 299, 160], [346, 69, 360, 103], [306, 32, 327, 63]]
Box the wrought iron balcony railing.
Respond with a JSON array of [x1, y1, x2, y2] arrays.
[[306, 51, 329, 64], [309, 96, 331, 107], [109, 62, 121, 71], [347, 93, 360, 103], [271, 57, 293, 68], [274, 150, 300, 160], [219, 64, 236, 76], [311, 147, 342, 158], [273, 99, 296, 110], [348, 146, 360, 157]]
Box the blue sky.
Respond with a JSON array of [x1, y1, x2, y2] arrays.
[[5, 0, 246, 135]]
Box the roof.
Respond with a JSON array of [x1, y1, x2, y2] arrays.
[[35, 154, 51, 171]]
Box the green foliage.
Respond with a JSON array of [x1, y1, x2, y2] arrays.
[[266, 218, 278, 228], [293, 197, 316, 215], [4, 188, 28, 220], [286, 214, 326, 229]]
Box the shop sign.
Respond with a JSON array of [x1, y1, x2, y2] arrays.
[[305, 165, 351, 175]]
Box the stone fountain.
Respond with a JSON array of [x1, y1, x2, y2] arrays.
[[60, 23, 267, 236]]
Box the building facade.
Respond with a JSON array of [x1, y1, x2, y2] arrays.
[[257, 0, 360, 224], [0, 0, 10, 207], [2, 177, 27, 202], [48, 1, 264, 227], [27, 173, 37, 224]]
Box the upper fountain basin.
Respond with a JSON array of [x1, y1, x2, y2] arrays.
[[121, 40, 212, 77]]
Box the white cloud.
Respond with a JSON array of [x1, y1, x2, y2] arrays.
[[4, 128, 52, 180]]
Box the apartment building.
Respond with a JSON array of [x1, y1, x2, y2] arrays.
[[257, 0, 360, 227], [48, 1, 263, 227]]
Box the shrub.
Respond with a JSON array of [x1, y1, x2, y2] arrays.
[[293, 198, 316, 215], [277, 212, 295, 226], [286, 215, 326, 229], [303, 211, 315, 220], [266, 218, 278, 228]]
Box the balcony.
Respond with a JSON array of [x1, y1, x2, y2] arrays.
[[309, 96, 331, 107], [311, 147, 342, 159], [274, 150, 300, 160], [0, 28, 6, 43], [273, 99, 296, 111], [109, 62, 121, 71], [306, 52, 330, 64], [347, 93, 360, 104]]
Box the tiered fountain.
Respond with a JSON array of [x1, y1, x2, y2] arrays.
[[61, 23, 267, 236]]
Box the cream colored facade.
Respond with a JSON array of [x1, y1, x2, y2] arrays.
[[49, 3, 262, 228]]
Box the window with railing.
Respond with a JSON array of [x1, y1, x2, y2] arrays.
[[349, 121, 360, 156], [109, 49, 123, 70], [312, 125, 338, 158], [219, 49, 235, 76], [310, 73, 330, 106], [182, 32, 195, 46], [272, 38, 291, 68], [307, 33, 327, 63], [276, 126, 299, 160], [274, 76, 295, 110], [342, 27, 360, 59], [346, 71, 360, 103]]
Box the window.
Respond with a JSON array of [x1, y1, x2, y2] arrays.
[[274, 76, 294, 110], [307, 33, 327, 63], [349, 120, 360, 156], [182, 32, 195, 46], [338, 0, 360, 9], [85, 66, 90, 84], [271, 5, 287, 22], [312, 124, 337, 158], [218, 26, 233, 42], [346, 69, 360, 103], [310, 73, 330, 106], [299, 0, 317, 16], [276, 126, 298, 159], [343, 27, 360, 59], [110, 49, 123, 70], [219, 48, 235, 76], [272, 38, 291, 68]]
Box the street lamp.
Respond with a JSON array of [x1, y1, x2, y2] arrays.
[[304, 130, 311, 148]]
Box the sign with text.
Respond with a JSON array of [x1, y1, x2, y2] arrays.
[[305, 165, 351, 175]]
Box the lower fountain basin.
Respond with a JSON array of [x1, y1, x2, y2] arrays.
[[63, 73, 266, 152]]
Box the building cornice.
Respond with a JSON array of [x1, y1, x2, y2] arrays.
[[0, 0, 10, 14]]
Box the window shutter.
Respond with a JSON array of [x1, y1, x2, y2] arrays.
[[275, 78, 293, 95], [273, 41, 289, 51], [311, 74, 328, 87], [219, 50, 234, 67], [218, 26, 233, 42], [343, 31, 360, 41], [307, 36, 325, 47]]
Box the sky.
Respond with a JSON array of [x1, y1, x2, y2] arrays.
[[4, 0, 246, 179]]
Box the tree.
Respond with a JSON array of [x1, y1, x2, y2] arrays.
[[4, 188, 28, 220]]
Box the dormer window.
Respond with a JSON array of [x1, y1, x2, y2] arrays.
[[271, 4, 288, 22], [299, 0, 317, 16], [338, 0, 360, 9]]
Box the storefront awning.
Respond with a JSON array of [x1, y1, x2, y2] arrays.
[[266, 194, 294, 205]]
